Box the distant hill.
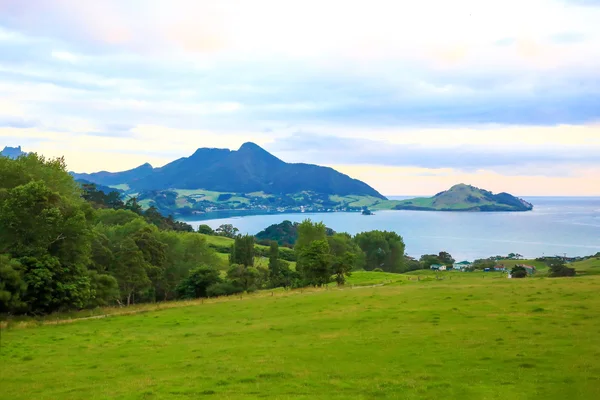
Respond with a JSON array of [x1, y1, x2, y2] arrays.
[[72, 142, 385, 199], [393, 184, 533, 212], [72, 163, 154, 187], [1, 146, 27, 159], [255, 220, 336, 247]]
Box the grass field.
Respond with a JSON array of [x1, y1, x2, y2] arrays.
[[2, 272, 600, 399]]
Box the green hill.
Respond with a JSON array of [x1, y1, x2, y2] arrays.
[[393, 184, 533, 212]]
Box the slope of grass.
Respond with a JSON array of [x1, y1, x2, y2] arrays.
[[3, 274, 600, 399], [570, 257, 600, 275]]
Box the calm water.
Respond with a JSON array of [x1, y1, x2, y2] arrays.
[[185, 197, 600, 261]]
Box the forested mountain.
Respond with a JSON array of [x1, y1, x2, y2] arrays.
[[72, 142, 385, 199], [393, 184, 533, 211]]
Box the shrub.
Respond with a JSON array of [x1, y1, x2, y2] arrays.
[[206, 282, 243, 297], [548, 262, 576, 277], [511, 266, 527, 278]]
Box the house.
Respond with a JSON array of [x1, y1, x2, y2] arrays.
[[453, 261, 472, 271], [494, 265, 506, 272], [430, 264, 445, 270], [519, 264, 536, 275]]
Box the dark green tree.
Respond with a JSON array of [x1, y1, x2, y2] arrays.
[[227, 264, 260, 292], [355, 231, 406, 272], [197, 224, 214, 235], [230, 234, 255, 267], [298, 239, 331, 286], [511, 266, 528, 278], [215, 224, 239, 238], [176, 265, 222, 299], [0, 255, 28, 313]]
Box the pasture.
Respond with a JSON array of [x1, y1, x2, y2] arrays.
[[2, 272, 599, 399]]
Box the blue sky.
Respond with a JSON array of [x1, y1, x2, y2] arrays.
[[1, 0, 599, 195]]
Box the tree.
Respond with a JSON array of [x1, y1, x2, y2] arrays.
[[230, 234, 255, 267], [328, 233, 362, 285], [547, 261, 576, 277], [197, 224, 214, 235], [295, 219, 327, 252], [176, 265, 222, 299], [298, 239, 331, 286], [268, 241, 283, 287], [0, 255, 27, 313], [438, 251, 455, 266], [111, 238, 151, 305], [215, 224, 239, 238], [354, 231, 406, 272], [419, 254, 442, 269], [511, 266, 528, 278], [226, 264, 260, 292], [124, 197, 142, 214]]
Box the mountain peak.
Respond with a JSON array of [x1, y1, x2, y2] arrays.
[[238, 142, 263, 152]]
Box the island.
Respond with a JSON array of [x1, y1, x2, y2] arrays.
[[392, 184, 533, 212]]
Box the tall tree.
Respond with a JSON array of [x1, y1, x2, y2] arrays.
[[230, 234, 255, 267], [298, 239, 331, 286], [111, 238, 150, 306], [354, 231, 406, 272], [268, 241, 282, 287]]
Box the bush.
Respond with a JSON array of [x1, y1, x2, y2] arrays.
[[548, 262, 576, 277], [373, 268, 384, 272], [206, 282, 243, 297], [511, 266, 527, 278]]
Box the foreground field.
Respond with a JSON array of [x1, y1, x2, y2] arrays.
[[2, 273, 600, 399]]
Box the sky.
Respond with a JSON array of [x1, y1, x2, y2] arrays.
[[1, 0, 599, 196]]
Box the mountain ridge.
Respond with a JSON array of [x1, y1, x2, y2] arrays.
[[72, 142, 386, 199]]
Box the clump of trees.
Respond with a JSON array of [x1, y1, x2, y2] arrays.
[[547, 261, 576, 277], [0, 154, 223, 314]]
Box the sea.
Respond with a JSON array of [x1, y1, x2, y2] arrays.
[[183, 197, 600, 261]]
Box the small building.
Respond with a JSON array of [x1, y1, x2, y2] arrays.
[[431, 264, 445, 270], [453, 261, 472, 271], [494, 265, 506, 272], [519, 264, 536, 275]]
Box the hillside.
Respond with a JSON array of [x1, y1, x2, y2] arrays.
[[72, 142, 385, 199], [1, 145, 27, 159], [4, 274, 600, 399], [393, 184, 533, 212]]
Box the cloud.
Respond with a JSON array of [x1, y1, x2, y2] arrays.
[[266, 126, 600, 173], [1, 0, 600, 195]]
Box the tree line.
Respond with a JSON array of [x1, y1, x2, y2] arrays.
[[0, 153, 420, 315]]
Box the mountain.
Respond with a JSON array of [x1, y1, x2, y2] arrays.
[[72, 163, 154, 187], [392, 184, 533, 212], [1, 146, 27, 159], [72, 142, 385, 199]]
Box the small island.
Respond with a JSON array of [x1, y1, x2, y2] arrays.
[[362, 209, 374, 215], [392, 184, 533, 212]]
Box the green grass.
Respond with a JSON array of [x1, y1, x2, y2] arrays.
[[570, 257, 600, 275], [3, 273, 600, 399]]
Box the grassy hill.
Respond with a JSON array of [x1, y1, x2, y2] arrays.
[[393, 184, 533, 212], [3, 273, 599, 399]]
